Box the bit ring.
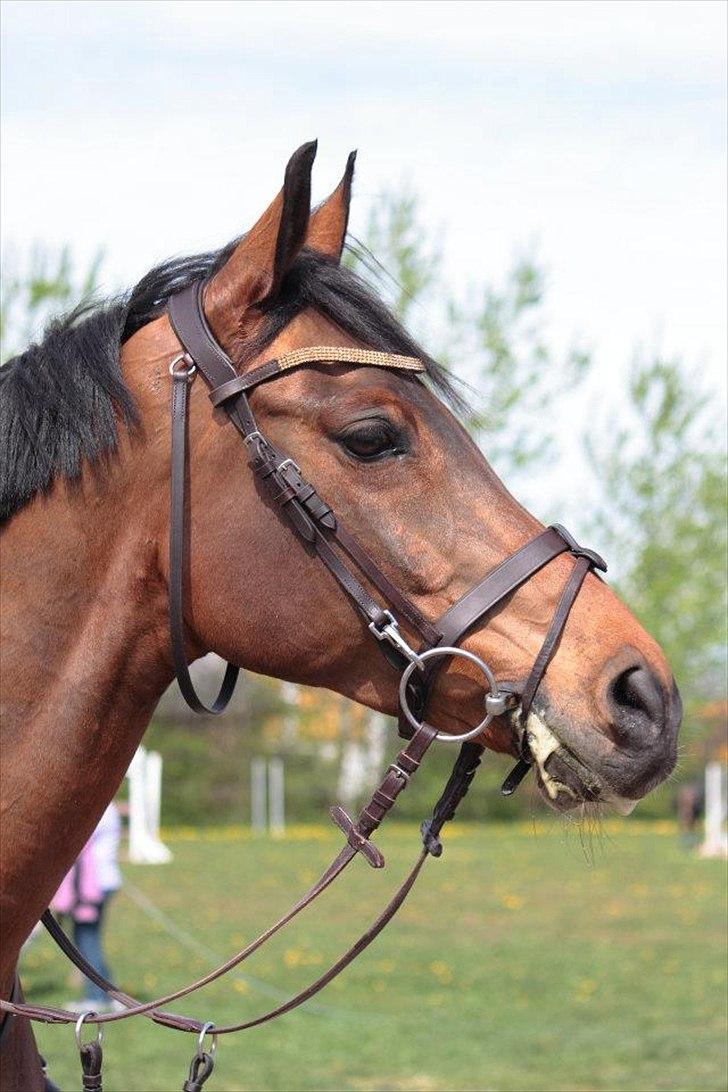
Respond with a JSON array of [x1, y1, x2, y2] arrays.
[[399, 646, 503, 743]]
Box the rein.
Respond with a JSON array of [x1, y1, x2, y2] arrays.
[[1, 280, 606, 1089]]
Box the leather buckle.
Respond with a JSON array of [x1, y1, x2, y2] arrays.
[[276, 458, 301, 478], [387, 762, 411, 783]]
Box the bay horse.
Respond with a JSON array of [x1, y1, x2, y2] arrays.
[[0, 143, 680, 1091]]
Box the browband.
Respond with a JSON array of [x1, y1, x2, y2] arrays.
[[269, 345, 423, 373], [209, 346, 424, 407]]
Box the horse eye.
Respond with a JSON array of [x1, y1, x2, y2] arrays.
[[338, 420, 404, 462]]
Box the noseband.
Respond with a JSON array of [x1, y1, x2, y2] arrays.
[[1, 280, 607, 1081]]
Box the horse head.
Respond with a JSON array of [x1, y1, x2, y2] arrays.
[[121, 142, 681, 813]]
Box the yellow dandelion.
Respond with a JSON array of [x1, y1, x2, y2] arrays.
[[575, 978, 598, 1002], [429, 960, 453, 985], [375, 960, 395, 974]]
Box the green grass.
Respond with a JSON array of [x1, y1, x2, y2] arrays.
[[22, 821, 727, 1092]]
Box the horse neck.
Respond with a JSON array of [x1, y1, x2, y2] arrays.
[[0, 431, 173, 969]]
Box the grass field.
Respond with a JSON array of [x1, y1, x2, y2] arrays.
[[22, 821, 727, 1092]]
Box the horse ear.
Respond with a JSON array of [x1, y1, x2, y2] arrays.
[[204, 140, 317, 346], [306, 151, 356, 261]]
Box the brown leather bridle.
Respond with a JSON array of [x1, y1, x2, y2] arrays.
[[164, 282, 605, 770], [1, 280, 607, 1089]]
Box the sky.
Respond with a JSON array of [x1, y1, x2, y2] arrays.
[[1, 0, 726, 504]]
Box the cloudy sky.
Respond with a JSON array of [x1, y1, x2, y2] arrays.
[[2, 1, 726, 426]]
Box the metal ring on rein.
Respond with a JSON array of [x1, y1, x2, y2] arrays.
[[74, 1011, 102, 1050], [197, 1022, 217, 1059], [169, 352, 197, 381], [398, 646, 504, 743]]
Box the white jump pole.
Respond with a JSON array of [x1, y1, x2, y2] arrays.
[[127, 749, 145, 862], [127, 747, 172, 864], [700, 762, 728, 858], [251, 757, 267, 833], [145, 751, 170, 858], [280, 682, 300, 741], [268, 758, 285, 837]]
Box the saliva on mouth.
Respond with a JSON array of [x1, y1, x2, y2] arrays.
[[510, 712, 639, 815]]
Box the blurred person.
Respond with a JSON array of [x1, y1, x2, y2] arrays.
[[676, 781, 704, 847], [51, 802, 122, 1013]]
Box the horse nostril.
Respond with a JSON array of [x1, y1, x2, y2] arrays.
[[608, 664, 666, 744]]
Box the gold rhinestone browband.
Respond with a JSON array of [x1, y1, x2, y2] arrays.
[[275, 346, 424, 373]]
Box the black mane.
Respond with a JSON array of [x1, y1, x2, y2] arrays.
[[0, 245, 460, 520]]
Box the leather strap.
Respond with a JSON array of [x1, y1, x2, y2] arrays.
[[209, 345, 423, 405], [168, 284, 237, 390], [0, 976, 19, 1047], [519, 554, 592, 720], [434, 526, 571, 649], [332, 525, 441, 647], [397, 526, 573, 739], [397, 525, 605, 740], [421, 741, 484, 856], [5, 725, 443, 1035], [169, 365, 239, 714], [499, 544, 605, 793], [169, 282, 259, 438], [183, 1051, 214, 1092], [207, 850, 428, 1034]]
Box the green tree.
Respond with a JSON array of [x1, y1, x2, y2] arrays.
[[347, 187, 440, 325], [586, 357, 727, 714], [348, 189, 591, 488], [446, 259, 590, 477], [0, 244, 103, 363]]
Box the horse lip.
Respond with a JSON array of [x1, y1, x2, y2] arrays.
[[542, 749, 603, 804], [509, 710, 653, 812], [540, 743, 644, 814], [517, 711, 614, 809]]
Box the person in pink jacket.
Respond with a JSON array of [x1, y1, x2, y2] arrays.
[[51, 802, 121, 1013]]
